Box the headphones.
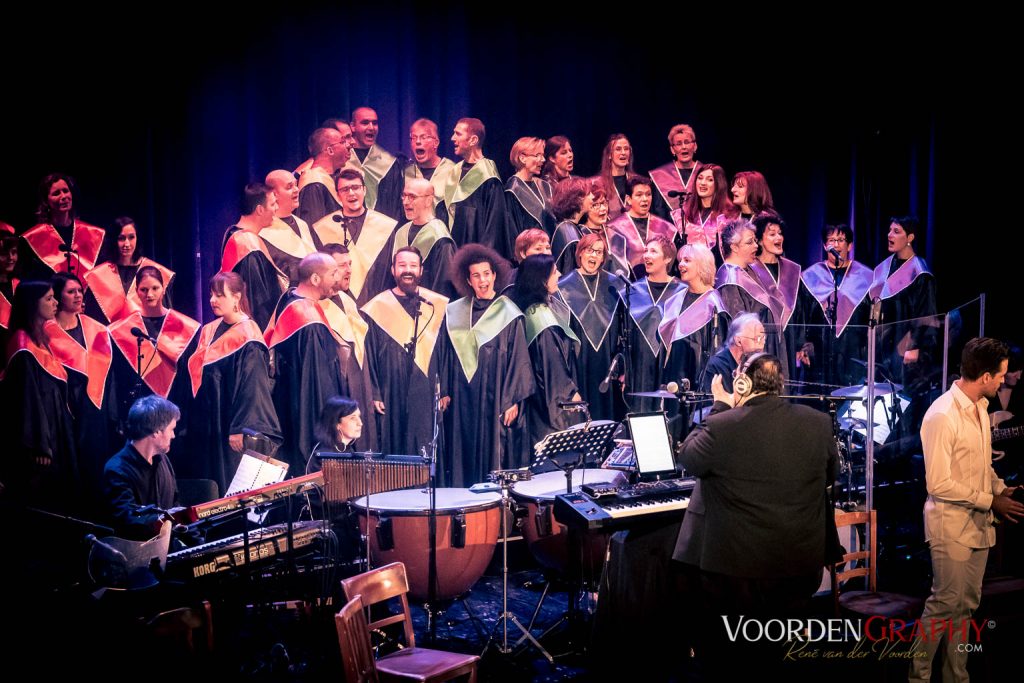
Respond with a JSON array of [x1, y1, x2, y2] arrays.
[[733, 352, 767, 397]]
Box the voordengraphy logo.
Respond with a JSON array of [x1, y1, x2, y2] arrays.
[[720, 616, 990, 662]]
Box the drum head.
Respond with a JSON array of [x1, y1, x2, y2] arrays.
[[351, 487, 500, 515], [511, 468, 627, 503]]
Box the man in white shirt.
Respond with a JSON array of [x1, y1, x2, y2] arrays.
[[910, 337, 1024, 682]]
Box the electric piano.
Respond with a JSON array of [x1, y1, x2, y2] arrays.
[[553, 477, 694, 532]]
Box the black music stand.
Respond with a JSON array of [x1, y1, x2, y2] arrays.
[[528, 420, 618, 655], [531, 420, 619, 495]]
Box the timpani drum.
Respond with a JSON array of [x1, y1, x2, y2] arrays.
[[510, 469, 627, 582], [351, 488, 501, 601]]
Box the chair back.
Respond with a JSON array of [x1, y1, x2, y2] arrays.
[[341, 561, 416, 647]]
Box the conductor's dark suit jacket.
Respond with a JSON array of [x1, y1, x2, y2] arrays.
[[673, 395, 839, 579]]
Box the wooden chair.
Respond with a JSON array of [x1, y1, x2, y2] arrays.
[[831, 510, 923, 619], [340, 562, 478, 683], [336, 596, 380, 683], [145, 600, 214, 655]]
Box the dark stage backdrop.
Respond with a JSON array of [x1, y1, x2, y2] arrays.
[[2, 7, 1016, 340]]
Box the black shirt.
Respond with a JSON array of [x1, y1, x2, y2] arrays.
[[102, 441, 179, 540]]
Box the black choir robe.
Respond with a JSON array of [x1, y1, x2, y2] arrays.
[[1, 279, 17, 371], [799, 261, 874, 388], [441, 295, 535, 486], [0, 331, 78, 512], [869, 254, 939, 436], [504, 176, 557, 236], [346, 144, 407, 221], [521, 297, 584, 451], [363, 287, 449, 457], [606, 213, 677, 279], [551, 221, 587, 276], [870, 254, 939, 364], [319, 291, 379, 452], [266, 290, 346, 474], [659, 288, 729, 433], [109, 310, 200, 465], [557, 269, 628, 421], [221, 228, 289, 332], [393, 218, 457, 299], [750, 258, 802, 382], [187, 318, 281, 494], [297, 166, 343, 227], [715, 262, 790, 378], [444, 159, 511, 259], [45, 316, 118, 512], [312, 209, 397, 307], [260, 216, 316, 286], [83, 259, 175, 324], [649, 161, 698, 221], [623, 277, 686, 414], [19, 219, 105, 280], [404, 158, 459, 219]]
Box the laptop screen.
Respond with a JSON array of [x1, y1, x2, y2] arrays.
[[626, 412, 676, 477]]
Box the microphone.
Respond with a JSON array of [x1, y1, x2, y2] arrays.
[[58, 244, 78, 253], [827, 246, 843, 261], [614, 269, 627, 280], [598, 353, 624, 393], [130, 326, 158, 344], [667, 190, 691, 198], [665, 378, 691, 395], [558, 400, 589, 412], [412, 289, 434, 306]]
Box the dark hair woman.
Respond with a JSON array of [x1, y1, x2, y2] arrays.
[[186, 272, 281, 494], [83, 216, 175, 324]]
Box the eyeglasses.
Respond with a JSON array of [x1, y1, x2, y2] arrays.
[[400, 193, 433, 201], [583, 247, 606, 256], [825, 237, 848, 245], [338, 185, 365, 194], [739, 334, 767, 343], [409, 135, 436, 143]]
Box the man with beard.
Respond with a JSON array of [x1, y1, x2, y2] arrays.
[[311, 169, 398, 306], [362, 247, 450, 457], [649, 124, 699, 221], [317, 243, 378, 451], [910, 338, 1024, 683], [297, 127, 351, 226], [263, 169, 316, 286], [345, 106, 406, 221], [221, 183, 289, 330], [798, 224, 873, 387], [403, 118, 458, 217], [606, 176, 676, 279], [445, 118, 511, 259], [441, 243, 534, 486], [265, 253, 345, 472], [393, 178, 456, 298]]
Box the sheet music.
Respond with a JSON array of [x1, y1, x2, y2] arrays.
[[227, 451, 289, 523]]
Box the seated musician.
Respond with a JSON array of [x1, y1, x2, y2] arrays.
[[102, 395, 183, 541], [307, 395, 364, 473]]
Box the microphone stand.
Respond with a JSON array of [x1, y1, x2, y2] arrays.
[[62, 245, 79, 275], [826, 253, 842, 388], [423, 378, 442, 642]]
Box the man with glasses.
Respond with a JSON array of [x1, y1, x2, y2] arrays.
[[345, 106, 406, 222], [297, 126, 351, 226], [294, 117, 355, 175], [393, 178, 456, 297], [699, 313, 765, 393], [311, 169, 398, 306], [798, 223, 873, 387], [403, 118, 457, 217]]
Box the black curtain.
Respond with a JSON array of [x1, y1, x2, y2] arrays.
[[2, 7, 1016, 339]]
